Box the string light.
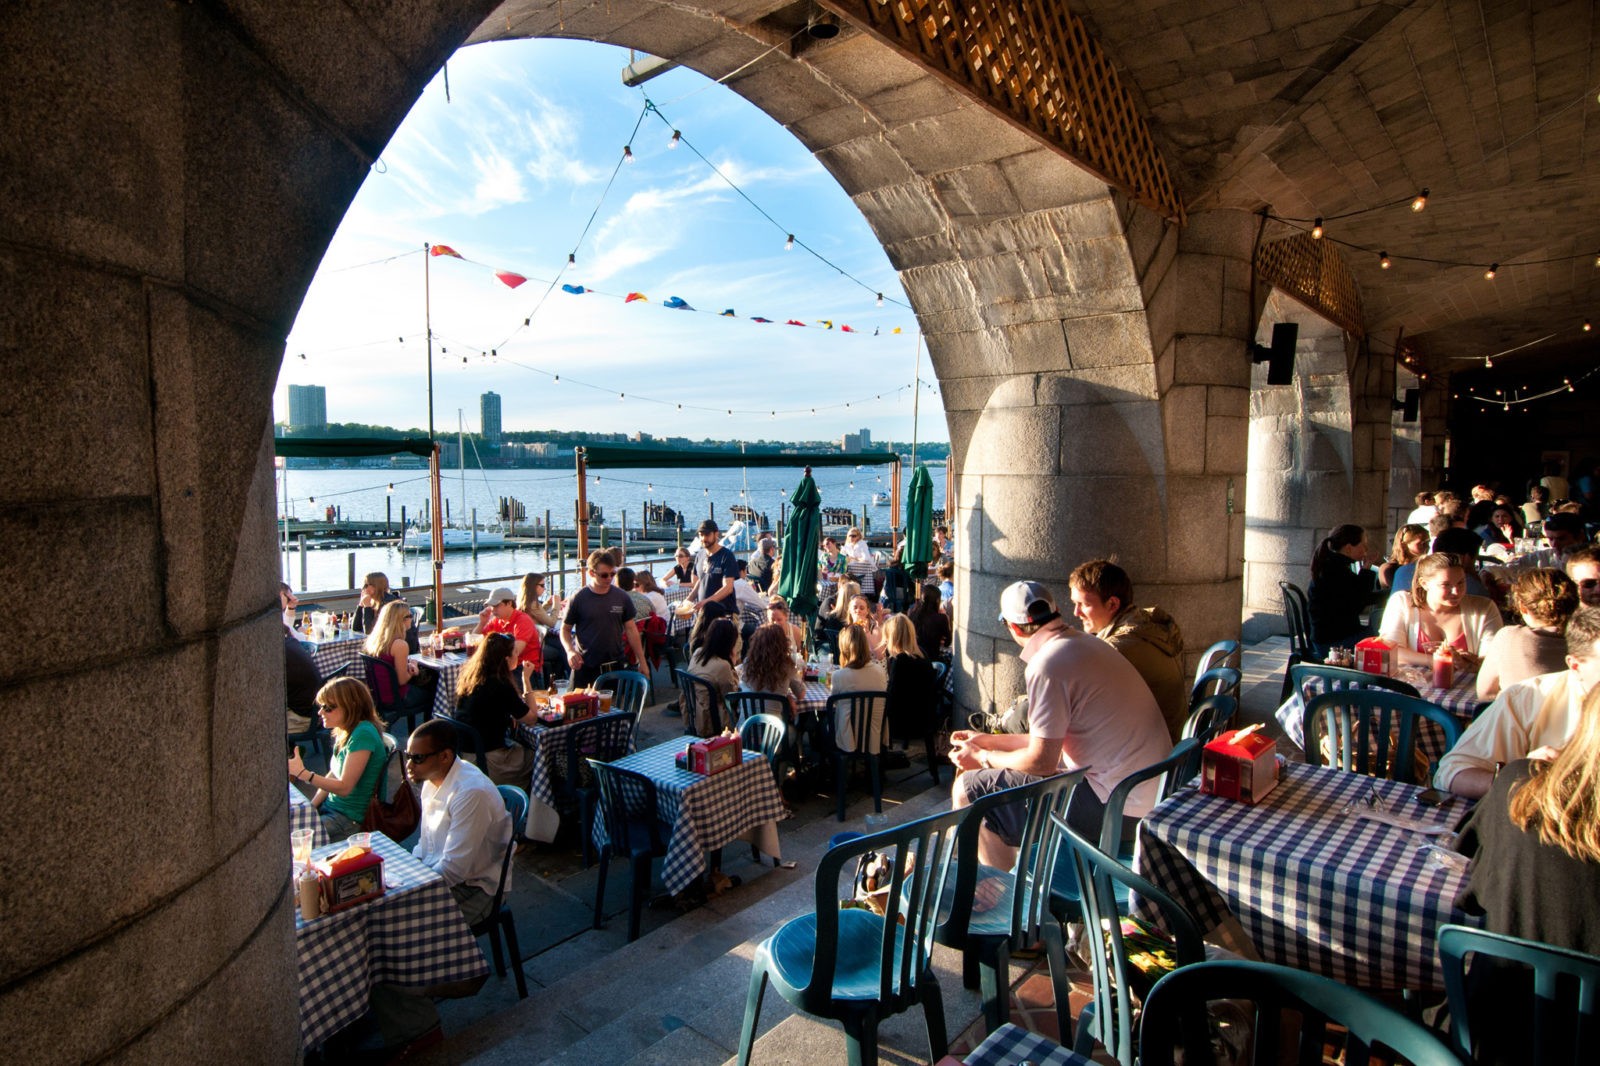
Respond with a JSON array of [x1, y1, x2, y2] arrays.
[[1585, 320, 1593, 332], [1411, 188, 1429, 212], [784, 234, 794, 251], [1485, 357, 1494, 368], [386, 483, 394, 494], [567, 253, 575, 266], [1379, 251, 1391, 269], [622, 145, 634, 164], [1485, 263, 1498, 280], [1311, 218, 1324, 239], [876, 293, 884, 307], [668, 130, 680, 149]]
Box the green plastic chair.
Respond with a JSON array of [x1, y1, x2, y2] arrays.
[[471, 785, 529, 999], [1189, 665, 1241, 707], [672, 667, 725, 735], [588, 759, 669, 943], [824, 690, 889, 822], [1289, 661, 1423, 701], [1193, 639, 1241, 684], [933, 769, 1087, 1036], [1303, 688, 1462, 784], [1438, 923, 1600, 1065], [739, 712, 796, 794], [1279, 581, 1314, 700], [591, 669, 651, 718], [1139, 958, 1461, 1066], [1059, 815, 1206, 1066], [1048, 738, 1201, 924], [736, 806, 966, 1066], [726, 690, 792, 731], [1178, 695, 1237, 780]]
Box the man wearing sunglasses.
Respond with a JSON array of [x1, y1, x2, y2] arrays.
[[1567, 547, 1600, 608], [370, 718, 510, 1052], [560, 549, 645, 688]]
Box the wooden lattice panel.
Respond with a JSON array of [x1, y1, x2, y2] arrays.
[[1255, 233, 1365, 337], [820, 0, 1184, 223]]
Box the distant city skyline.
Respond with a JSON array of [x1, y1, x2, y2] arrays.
[[275, 39, 947, 446]]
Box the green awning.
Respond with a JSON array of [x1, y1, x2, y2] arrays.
[[580, 446, 897, 469], [273, 436, 434, 459]]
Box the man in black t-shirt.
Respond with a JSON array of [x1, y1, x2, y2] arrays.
[[560, 550, 645, 688], [284, 627, 324, 733], [689, 519, 739, 649]]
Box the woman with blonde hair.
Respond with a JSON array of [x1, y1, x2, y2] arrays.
[[353, 571, 418, 651], [815, 578, 859, 651], [1377, 523, 1429, 589], [1455, 685, 1600, 1059], [1378, 552, 1502, 671], [1476, 568, 1579, 699], [830, 624, 888, 753], [364, 599, 434, 717], [882, 613, 942, 753], [288, 677, 388, 839]]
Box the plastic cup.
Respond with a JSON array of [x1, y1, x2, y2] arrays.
[[864, 812, 890, 832], [291, 829, 314, 866], [348, 832, 373, 851]]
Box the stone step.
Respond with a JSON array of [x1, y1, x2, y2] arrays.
[[439, 780, 988, 1065]]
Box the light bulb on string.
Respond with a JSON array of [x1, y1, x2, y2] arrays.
[[1310, 218, 1324, 239], [622, 145, 634, 164], [703, 488, 709, 495], [876, 293, 884, 307], [553, 374, 559, 383], [618, 393, 625, 401], [309, 496, 315, 503], [1485, 263, 1498, 280], [1379, 251, 1391, 269], [387, 483, 394, 494], [784, 234, 794, 251], [668, 130, 680, 149], [567, 253, 575, 266], [1586, 320, 1593, 332], [849, 481, 855, 489], [1485, 357, 1494, 368], [647, 483, 653, 493], [1411, 188, 1429, 212], [1566, 379, 1574, 392]]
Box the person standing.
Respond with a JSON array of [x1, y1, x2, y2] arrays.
[[748, 536, 777, 592], [688, 519, 739, 648], [948, 581, 1171, 868], [560, 550, 644, 688], [368, 718, 511, 1053]]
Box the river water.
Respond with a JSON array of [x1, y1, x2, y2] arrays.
[[276, 462, 946, 592]]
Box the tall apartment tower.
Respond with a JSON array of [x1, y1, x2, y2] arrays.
[[287, 384, 327, 431], [481, 391, 503, 444]]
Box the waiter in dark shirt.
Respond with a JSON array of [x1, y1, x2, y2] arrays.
[[284, 627, 324, 732], [688, 519, 739, 649]]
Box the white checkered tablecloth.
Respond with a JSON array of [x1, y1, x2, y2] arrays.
[[288, 785, 328, 848], [294, 832, 488, 1048], [304, 632, 366, 678], [594, 739, 788, 895], [1274, 672, 1484, 757], [1135, 762, 1472, 991], [962, 1022, 1091, 1066]]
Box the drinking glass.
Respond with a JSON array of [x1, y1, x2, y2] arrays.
[[348, 832, 373, 851], [291, 829, 314, 867]]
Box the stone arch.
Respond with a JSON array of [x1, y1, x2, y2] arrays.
[[2, 3, 1261, 1056]]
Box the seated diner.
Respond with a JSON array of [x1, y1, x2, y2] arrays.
[[287, 677, 388, 840]]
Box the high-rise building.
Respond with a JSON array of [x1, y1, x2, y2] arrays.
[[287, 384, 326, 431], [840, 427, 872, 452], [481, 391, 502, 444]]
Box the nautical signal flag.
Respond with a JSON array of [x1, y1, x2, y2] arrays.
[[561, 284, 588, 295], [721, 309, 736, 317], [429, 245, 462, 258], [625, 292, 648, 303], [663, 296, 693, 310], [750, 317, 772, 323], [495, 271, 528, 288]]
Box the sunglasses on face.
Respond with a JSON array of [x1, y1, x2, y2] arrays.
[[403, 750, 439, 764], [593, 570, 616, 579]]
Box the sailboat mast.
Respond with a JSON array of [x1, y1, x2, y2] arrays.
[[458, 409, 466, 530]]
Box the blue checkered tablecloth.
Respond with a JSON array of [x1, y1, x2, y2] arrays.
[[1274, 672, 1484, 757], [1135, 761, 1472, 991], [304, 632, 366, 678], [410, 654, 465, 718], [594, 739, 788, 894], [294, 832, 489, 1048], [962, 1022, 1090, 1066], [288, 784, 328, 848], [515, 712, 638, 821], [795, 679, 832, 717], [663, 585, 693, 638], [847, 558, 878, 597]]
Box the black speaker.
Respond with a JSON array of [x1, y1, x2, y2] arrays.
[[1402, 388, 1419, 422], [1251, 322, 1299, 385]]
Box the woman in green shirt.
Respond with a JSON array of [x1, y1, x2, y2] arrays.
[[288, 677, 389, 840]]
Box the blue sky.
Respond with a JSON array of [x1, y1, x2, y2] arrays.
[[277, 39, 944, 444]]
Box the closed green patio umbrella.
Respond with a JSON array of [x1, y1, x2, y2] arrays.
[[776, 468, 821, 619], [902, 464, 935, 579]]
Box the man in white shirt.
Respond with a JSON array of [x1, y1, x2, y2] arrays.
[[1436, 606, 1600, 797], [371, 718, 512, 1050], [948, 581, 1171, 867], [1405, 491, 1438, 526]]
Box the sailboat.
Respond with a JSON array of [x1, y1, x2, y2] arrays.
[[405, 411, 507, 550]]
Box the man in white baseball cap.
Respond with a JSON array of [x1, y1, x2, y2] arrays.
[[948, 580, 1171, 867]]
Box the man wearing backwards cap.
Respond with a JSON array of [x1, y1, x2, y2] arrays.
[[687, 518, 739, 648], [949, 580, 1172, 868], [477, 586, 541, 684]]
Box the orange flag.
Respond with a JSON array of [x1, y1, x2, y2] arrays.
[[429, 245, 463, 258], [625, 292, 648, 303]]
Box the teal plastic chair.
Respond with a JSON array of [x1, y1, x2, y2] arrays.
[[588, 759, 669, 943], [1438, 923, 1600, 1065], [471, 785, 529, 999], [824, 690, 889, 822], [1139, 958, 1461, 1066], [1059, 816, 1206, 1066], [1189, 665, 1241, 707], [1178, 695, 1237, 780], [591, 669, 651, 718], [560, 710, 639, 868], [1048, 738, 1201, 924], [1303, 688, 1462, 784], [739, 712, 796, 789], [726, 690, 792, 730], [1193, 639, 1241, 684], [736, 807, 966, 1066], [1279, 581, 1314, 700], [673, 667, 725, 735], [1289, 661, 1422, 702], [935, 769, 1086, 1036]]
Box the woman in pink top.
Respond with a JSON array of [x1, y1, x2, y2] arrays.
[[1378, 553, 1503, 672]]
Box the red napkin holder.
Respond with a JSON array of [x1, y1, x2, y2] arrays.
[[1354, 637, 1394, 676], [1201, 729, 1280, 804], [314, 848, 385, 913], [560, 691, 601, 722], [687, 735, 742, 776]]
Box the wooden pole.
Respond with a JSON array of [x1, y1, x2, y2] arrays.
[[891, 455, 903, 552], [430, 444, 445, 629], [575, 447, 589, 574], [543, 508, 551, 571]]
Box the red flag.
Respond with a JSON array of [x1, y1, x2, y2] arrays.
[[785, 319, 806, 327], [625, 292, 648, 303], [495, 271, 527, 289], [840, 324, 857, 333], [429, 245, 462, 258]]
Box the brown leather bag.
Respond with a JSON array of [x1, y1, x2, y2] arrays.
[[362, 777, 420, 839]]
